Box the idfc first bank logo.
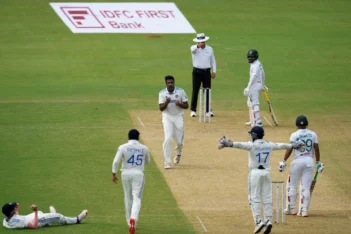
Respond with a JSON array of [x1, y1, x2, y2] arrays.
[[61, 7, 104, 28], [50, 2, 196, 34]]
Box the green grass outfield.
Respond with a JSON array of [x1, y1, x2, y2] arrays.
[[0, 0, 350, 233]]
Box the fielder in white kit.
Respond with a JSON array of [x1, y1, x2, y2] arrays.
[[159, 75, 189, 169], [279, 115, 324, 217], [219, 126, 304, 234], [112, 129, 151, 234], [244, 49, 267, 127], [2, 202, 88, 229]]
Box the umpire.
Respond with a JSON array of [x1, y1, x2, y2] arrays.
[[190, 33, 217, 117]]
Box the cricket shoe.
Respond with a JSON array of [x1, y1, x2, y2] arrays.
[[164, 164, 171, 169], [284, 207, 297, 215], [254, 220, 265, 234], [205, 111, 214, 117], [297, 210, 308, 217], [129, 218, 136, 234], [49, 206, 56, 213], [174, 155, 181, 164], [190, 111, 196, 117], [245, 121, 252, 126], [77, 210, 88, 223], [264, 220, 272, 234]]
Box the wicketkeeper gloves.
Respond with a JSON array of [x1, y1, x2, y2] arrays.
[[218, 136, 233, 149]]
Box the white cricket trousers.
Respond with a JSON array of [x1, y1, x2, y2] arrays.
[[287, 157, 314, 212], [35, 211, 77, 227], [248, 169, 273, 223], [162, 115, 184, 166], [248, 88, 261, 124], [122, 170, 145, 226]]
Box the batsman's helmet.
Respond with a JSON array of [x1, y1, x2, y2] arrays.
[[128, 129, 140, 140], [296, 115, 308, 127], [247, 49, 259, 59], [248, 126, 264, 139]]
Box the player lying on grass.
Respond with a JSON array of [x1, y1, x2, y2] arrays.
[[2, 202, 88, 229]]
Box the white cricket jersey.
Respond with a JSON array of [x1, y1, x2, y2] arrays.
[[159, 87, 188, 117], [2, 212, 41, 229], [290, 129, 318, 159], [112, 140, 151, 173], [191, 45, 216, 72], [231, 139, 292, 170], [248, 60, 265, 90]]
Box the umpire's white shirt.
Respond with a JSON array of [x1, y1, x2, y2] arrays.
[[159, 87, 188, 118], [290, 129, 318, 159], [248, 60, 265, 90], [190, 45, 216, 72], [112, 140, 151, 173], [231, 140, 292, 170]]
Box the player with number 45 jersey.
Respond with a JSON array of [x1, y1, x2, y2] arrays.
[[112, 129, 151, 234]]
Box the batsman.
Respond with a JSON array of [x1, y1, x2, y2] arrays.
[[279, 115, 324, 217]]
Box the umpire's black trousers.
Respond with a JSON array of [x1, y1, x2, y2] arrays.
[[191, 67, 212, 112]]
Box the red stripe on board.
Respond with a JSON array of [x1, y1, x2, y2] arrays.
[[68, 11, 88, 15], [73, 16, 85, 20]]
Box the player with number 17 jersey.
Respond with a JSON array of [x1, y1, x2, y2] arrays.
[[290, 129, 318, 159], [230, 140, 293, 170]]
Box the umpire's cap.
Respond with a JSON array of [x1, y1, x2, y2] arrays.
[[296, 115, 308, 126], [249, 126, 264, 139], [128, 129, 140, 140], [2, 202, 17, 217]]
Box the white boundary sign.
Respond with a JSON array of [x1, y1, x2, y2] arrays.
[[50, 2, 196, 33]]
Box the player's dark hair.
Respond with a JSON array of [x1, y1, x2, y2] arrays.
[[128, 129, 140, 140], [165, 75, 174, 82]]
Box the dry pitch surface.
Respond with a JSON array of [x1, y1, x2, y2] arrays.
[[131, 110, 351, 234]]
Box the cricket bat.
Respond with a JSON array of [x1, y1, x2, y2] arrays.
[[263, 89, 279, 126], [310, 164, 322, 196]]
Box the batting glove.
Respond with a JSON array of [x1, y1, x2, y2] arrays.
[[316, 161, 324, 173], [264, 85, 269, 92], [243, 88, 249, 96], [218, 136, 233, 149], [278, 160, 286, 172]]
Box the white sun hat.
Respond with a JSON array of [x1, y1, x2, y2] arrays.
[[193, 33, 210, 42]]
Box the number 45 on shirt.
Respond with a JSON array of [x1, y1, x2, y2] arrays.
[[127, 154, 143, 166]]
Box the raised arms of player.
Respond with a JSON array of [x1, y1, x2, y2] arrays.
[[218, 137, 252, 150], [27, 205, 38, 229], [271, 143, 294, 151]]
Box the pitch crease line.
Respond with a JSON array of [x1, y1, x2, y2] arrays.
[[196, 216, 208, 232], [138, 116, 145, 128], [264, 116, 273, 128]]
